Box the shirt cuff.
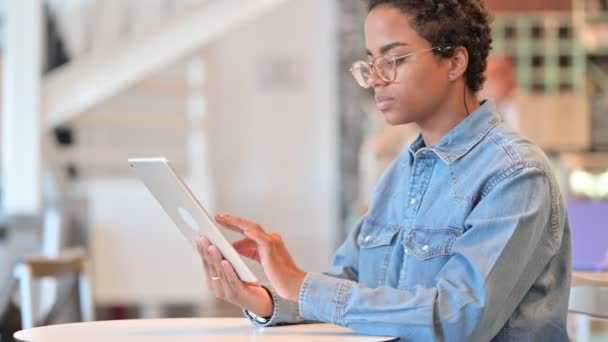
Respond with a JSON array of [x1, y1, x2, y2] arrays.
[[298, 272, 352, 325], [244, 285, 302, 327]]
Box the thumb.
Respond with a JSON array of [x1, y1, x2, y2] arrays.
[[240, 227, 267, 246]]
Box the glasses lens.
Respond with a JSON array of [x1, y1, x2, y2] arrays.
[[351, 61, 371, 88], [375, 57, 394, 82]]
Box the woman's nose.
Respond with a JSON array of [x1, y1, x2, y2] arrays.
[[367, 66, 388, 88]]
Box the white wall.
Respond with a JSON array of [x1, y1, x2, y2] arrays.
[[89, 0, 338, 310], [205, 0, 338, 273], [90, 178, 211, 305]]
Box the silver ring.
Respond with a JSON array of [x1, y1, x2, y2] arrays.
[[211, 276, 220, 281]]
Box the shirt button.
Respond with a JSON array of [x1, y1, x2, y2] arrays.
[[364, 235, 373, 242], [422, 244, 430, 252], [410, 198, 417, 205], [404, 248, 409, 254]]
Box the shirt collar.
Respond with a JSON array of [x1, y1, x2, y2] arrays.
[[408, 100, 501, 164]]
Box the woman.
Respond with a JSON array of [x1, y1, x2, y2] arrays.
[[197, 1, 571, 340]]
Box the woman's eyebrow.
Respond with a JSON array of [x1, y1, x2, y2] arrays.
[[366, 42, 408, 56]]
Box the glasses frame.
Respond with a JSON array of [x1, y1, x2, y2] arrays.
[[350, 46, 452, 88]]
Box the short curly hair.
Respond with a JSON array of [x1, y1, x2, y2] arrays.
[[368, 0, 493, 92]]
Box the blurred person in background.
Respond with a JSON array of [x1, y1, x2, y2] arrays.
[[196, 1, 571, 341], [479, 55, 520, 130]]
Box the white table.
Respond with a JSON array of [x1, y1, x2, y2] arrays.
[[14, 317, 397, 342]]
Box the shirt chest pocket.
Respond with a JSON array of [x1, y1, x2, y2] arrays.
[[403, 227, 462, 259], [357, 220, 400, 287], [400, 227, 463, 289]]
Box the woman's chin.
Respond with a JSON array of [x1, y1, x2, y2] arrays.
[[382, 109, 412, 126]]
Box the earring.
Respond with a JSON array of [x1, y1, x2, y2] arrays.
[[449, 73, 456, 81]]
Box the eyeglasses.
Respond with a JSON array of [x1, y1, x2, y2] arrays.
[[350, 46, 452, 88]]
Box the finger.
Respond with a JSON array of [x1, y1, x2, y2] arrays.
[[217, 214, 268, 244], [196, 236, 211, 258], [198, 237, 220, 277], [196, 237, 214, 284], [197, 236, 210, 248], [208, 245, 228, 283], [216, 213, 267, 236], [208, 246, 243, 302], [207, 245, 225, 297], [232, 238, 257, 250], [235, 247, 260, 262], [221, 259, 246, 294], [218, 260, 237, 301], [239, 227, 267, 246], [232, 238, 262, 261]]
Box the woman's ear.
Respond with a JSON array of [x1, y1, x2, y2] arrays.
[[448, 46, 469, 81]]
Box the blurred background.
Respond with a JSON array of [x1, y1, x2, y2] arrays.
[[0, 0, 607, 341]]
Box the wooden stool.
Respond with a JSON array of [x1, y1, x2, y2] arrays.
[[13, 247, 94, 329]]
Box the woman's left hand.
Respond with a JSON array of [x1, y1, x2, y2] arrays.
[[215, 213, 307, 302]]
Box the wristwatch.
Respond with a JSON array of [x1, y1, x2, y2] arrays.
[[248, 311, 270, 324]]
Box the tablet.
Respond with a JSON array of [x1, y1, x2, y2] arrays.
[[128, 157, 258, 283]]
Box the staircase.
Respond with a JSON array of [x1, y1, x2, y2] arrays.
[[1, 0, 294, 322], [42, 0, 289, 178], [44, 0, 289, 129]]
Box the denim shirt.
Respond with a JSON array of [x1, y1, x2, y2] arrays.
[[245, 100, 572, 341]]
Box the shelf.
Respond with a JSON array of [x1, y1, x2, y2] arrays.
[[585, 13, 608, 24], [562, 152, 608, 171], [585, 47, 608, 56], [587, 60, 608, 92]]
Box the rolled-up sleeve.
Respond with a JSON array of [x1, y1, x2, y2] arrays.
[[244, 216, 365, 326], [244, 286, 304, 327], [298, 167, 563, 340]]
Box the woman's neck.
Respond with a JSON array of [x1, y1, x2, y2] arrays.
[[417, 87, 480, 147]]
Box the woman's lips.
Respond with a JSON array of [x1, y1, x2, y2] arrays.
[[375, 96, 395, 111]]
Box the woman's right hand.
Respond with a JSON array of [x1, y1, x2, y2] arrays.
[[196, 236, 273, 318]]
